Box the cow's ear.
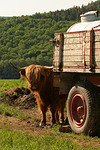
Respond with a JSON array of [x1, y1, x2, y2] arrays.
[[20, 69, 25, 76]]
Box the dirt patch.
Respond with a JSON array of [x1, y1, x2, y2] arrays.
[[0, 108, 53, 136], [0, 87, 37, 108]]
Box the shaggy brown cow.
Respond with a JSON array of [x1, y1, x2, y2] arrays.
[[10, 63, 67, 126]]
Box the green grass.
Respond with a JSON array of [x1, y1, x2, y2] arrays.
[[0, 129, 99, 150], [0, 103, 28, 120], [0, 78, 27, 92]]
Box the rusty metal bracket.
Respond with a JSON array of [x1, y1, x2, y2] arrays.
[[89, 28, 95, 72], [58, 33, 64, 71], [82, 32, 86, 68], [50, 39, 60, 46]]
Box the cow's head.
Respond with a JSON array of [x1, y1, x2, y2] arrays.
[[10, 62, 53, 91]]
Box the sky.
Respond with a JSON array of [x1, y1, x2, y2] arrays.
[[0, 0, 97, 17]]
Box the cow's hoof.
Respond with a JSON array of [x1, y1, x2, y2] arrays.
[[39, 122, 46, 128], [59, 119, 64, 125]]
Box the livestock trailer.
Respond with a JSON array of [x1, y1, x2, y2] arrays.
[[52, 11, 100, 135]]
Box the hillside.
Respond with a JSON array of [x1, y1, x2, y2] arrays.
[[0, 0, 100, 79]]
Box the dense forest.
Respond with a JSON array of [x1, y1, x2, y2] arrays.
[[0, 0, 100, 79]]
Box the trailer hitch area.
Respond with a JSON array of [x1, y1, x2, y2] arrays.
[[89, 64, 95, 72], [50, 39, 60, 46]]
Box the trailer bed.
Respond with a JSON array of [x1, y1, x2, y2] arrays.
[[53, 21, 100, 73]]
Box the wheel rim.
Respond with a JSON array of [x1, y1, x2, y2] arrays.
[[69, 92, 87, 128]]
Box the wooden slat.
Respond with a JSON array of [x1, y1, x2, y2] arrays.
[[64, 32, 90, 38], [63, 55, 90, 61], [63, 49, 82, 55], [64, 36, 90, 44], [95, 56, 100, 61], [94, 30, 100, 35], [63, 48, 91, 56], [64, 33, 83, 38], [63, 61, 83, 67], [63, 61, 90, 67], [64, 43, 83, 50], [94, 49, 100, 55], [63, 61, 100, 68], [95, 35, 100, 41], [95, 62, 100, 67], [64, 37, 83, 44], [95, 42, 100, 48], [62, 68, 100, 73]]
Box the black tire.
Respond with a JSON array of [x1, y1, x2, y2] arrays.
[[67, 82, 99, 135]]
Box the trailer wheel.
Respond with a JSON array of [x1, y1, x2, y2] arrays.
[[67, 82, 97, 135]]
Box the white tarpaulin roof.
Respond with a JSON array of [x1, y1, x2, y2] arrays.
[[67, 20, 100, 32], [67, 11, 100, 33]]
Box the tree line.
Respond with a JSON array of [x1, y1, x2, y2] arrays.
[[0, 0, 100, 79]]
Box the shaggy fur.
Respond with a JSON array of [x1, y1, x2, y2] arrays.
[[17, 64, 67, 125]]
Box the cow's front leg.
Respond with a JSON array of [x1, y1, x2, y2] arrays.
[[56, 111, 59, 122], [39, 105, 47, 127], [50, 107, 56, 125], [59, 110, 64, 124]]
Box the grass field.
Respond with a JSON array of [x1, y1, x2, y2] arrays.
[[0, 78, 27, 92], [0, 79, 100, 150], [0, 129, 98, 150]]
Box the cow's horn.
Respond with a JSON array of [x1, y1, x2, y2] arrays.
[[44, 66, 53, 69], [10, 62, 26, 71]]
